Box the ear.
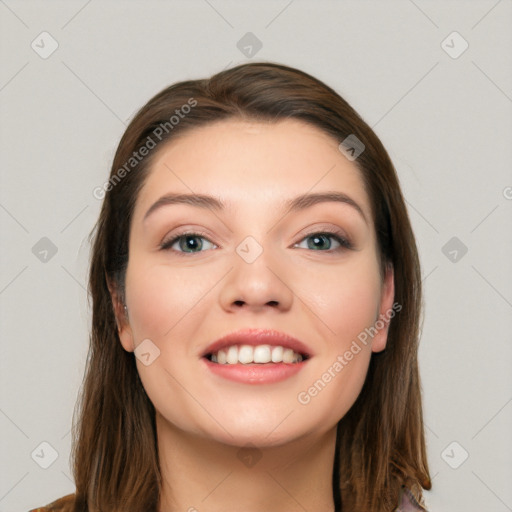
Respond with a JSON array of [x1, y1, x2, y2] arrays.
[[371, 264, 395, 353], [106, 273, 135, 353]]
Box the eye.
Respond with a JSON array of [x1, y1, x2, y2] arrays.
[[294, 231, 352, 251], [160, 232, 217, 254], [160, 230, 352, 254]]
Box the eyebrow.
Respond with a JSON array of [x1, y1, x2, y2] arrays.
[[143, 191, 368, 224]]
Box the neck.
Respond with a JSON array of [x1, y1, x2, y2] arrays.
[[156, 413, 337, 512]]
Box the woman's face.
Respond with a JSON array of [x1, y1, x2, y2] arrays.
[[115, 118, 394, 447]]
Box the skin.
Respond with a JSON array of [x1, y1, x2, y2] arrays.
[[110, 118, 394, 512]]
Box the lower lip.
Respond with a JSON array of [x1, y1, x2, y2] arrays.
[[202, 358, 307, 384]]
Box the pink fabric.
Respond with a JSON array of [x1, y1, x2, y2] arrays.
[[397, 487, 428, 511]]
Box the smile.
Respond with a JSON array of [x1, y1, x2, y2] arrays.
[[206, 344, 305, 364], [201, 328, 312, 384]]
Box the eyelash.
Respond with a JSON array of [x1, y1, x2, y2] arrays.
[[159, 229, 353, 255]]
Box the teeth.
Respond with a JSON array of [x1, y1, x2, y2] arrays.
[[226, 345, 238, 364], [284, 348, 297, 363], [209, 345, 304, 364], [271, 345, 283, 362], [253, 345, 271, 363], [217, 349, 227, 364], [238, 345, 254, 364]]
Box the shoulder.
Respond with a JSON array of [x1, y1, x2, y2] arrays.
[[28, 493, 75, 512], [397, 486, 429, 512]]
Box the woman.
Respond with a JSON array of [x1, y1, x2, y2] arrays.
[[31, 62, 431, 511]]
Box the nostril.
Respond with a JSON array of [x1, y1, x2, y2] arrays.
[[231, 300, 279, 307]]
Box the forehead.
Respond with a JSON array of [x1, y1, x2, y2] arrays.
[[134, 118, 370, 216]]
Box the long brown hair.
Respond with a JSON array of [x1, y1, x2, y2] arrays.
[[70, 62, 431, 511]]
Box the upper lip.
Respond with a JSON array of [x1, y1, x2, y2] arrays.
[[201, 328, 314, 359]]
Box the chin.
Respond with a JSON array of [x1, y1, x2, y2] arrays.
[[202, 408, 316, 448], [211, 427, 301, 450]]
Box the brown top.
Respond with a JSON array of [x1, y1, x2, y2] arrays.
[[29, 493, 74, 512], [30, 488, 428, 511]]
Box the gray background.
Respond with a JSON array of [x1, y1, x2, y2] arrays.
[[1, 1, 511, 511]]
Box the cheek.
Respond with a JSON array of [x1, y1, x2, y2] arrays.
[[288, 259, 381, 426], [301, 257, 382, 346], [125, 259, 216, 342], [295, 269, 380, 417], [123, 260, 219, 434], [295, 346, 371, 433]]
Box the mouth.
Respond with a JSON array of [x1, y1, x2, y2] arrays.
[[204, 344, 309, 365], [201, 328, 313, 364], [200, 329, 312, 384]]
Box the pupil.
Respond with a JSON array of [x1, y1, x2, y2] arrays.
[[309, 235, 330, 250], [182, 236, 201, 252]]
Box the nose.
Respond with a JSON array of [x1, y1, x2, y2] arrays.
[[218, 246, 294, 314]]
